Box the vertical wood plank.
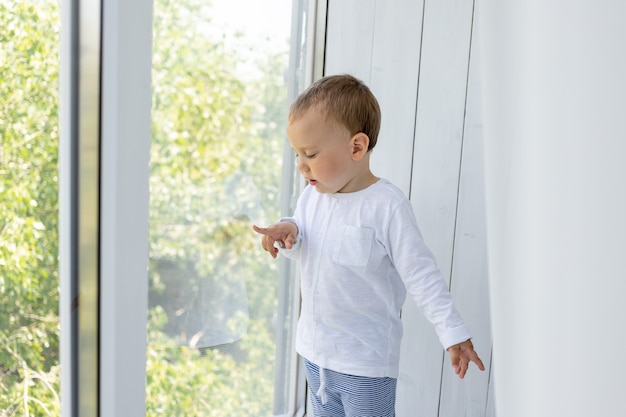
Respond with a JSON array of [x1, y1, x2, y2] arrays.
[[324, 0, 377, 80], [409, 0, 474, 279], [485, 362, 497, 417], [367, 1, 424, 195], [438, 7, 493, 416], [401, 0, 476, 415]]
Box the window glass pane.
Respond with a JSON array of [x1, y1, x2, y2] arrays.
[[0, 1, 61, 414], [147, 1, 296, 416]]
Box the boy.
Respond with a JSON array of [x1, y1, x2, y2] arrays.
[[253, 74, 484, 417]]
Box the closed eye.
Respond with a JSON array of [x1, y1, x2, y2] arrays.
[[295, 152, 317, 159]]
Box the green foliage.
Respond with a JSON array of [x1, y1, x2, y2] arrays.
[[0, 0, 61, 415], [146, 308, 275, 416], [1, 0, 289, 415], [147, 0, 289, 415]]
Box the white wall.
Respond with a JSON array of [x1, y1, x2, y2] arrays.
[[324, 1, 492, 415], [479, 1, 626, 416]]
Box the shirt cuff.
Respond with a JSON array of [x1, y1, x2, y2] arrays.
[[438, 325, 472, 350], [278, 217, 302, 249]]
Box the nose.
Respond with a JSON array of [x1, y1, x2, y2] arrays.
[[297, 157, 309, 173]]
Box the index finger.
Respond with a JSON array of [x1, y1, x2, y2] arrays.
[[252, 224, 269, 235]]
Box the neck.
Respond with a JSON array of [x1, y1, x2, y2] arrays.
[[339, 169, 378, 193]]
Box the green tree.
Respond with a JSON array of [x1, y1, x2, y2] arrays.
[[0, 0, 290, 415], [0, 0, 61, 415], [146, 0, 290, 415]]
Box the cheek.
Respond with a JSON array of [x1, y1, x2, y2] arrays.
[[320, 156, 344, 177]]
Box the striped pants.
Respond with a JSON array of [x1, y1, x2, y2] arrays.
[[304, 359, 397, 417]]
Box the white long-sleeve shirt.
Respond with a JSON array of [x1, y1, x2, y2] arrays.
[[280, 178, 471, 378]]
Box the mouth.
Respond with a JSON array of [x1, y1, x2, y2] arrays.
[[308, 179, 318, 186]]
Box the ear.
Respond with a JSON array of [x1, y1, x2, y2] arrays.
[[350, 132, 370, 161]]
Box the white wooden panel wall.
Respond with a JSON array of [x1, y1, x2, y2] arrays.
[[437, 9, 493, 416], [324, 1, 493, 416]]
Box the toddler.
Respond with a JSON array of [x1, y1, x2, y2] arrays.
[[253, 74, 484, 417]]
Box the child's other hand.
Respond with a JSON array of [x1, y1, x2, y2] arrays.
[[252, 222, 298, 259], [447, 339, 485, 379]]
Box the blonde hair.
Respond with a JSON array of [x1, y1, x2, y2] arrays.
[[289, 74, 381, 151]]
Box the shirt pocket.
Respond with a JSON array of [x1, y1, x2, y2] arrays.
[[332, 225, 374, 267]]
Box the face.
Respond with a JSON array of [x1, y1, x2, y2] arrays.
[[287, 107, 357, 194]]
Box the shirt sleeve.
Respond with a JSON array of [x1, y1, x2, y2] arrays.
[[387, 199, 472, 349], [276, 217, 302, 259]]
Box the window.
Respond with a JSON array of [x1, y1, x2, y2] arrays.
[[56, 0, 323, 415], [146, 0, 312, 415]]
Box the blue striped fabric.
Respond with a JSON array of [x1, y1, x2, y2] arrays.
[[304, 359, 397, 417]]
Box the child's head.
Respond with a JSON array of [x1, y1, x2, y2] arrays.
[[287, 75, 381, 194], [289, 74, 381, 152]]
